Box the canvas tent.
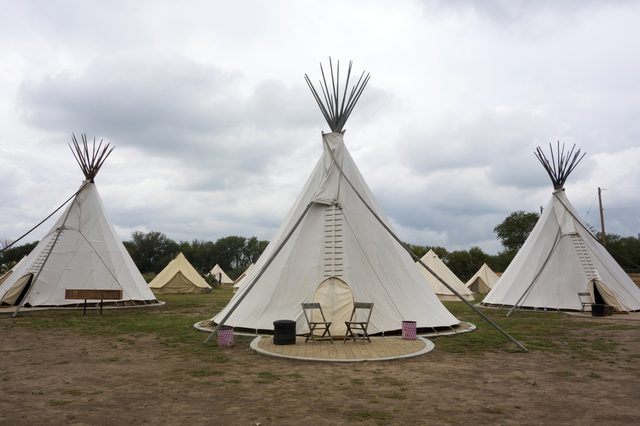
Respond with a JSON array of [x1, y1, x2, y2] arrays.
[[232, 263, 254, 290], [208, 61, 460, 336], [149, 252, 211, 294], [0, 256, 26, 286], [0, 135, 157, 311], [209, 264, 233, 285], [466, 263, 500, 294], [416, 250, 474, 301], [482, 143, 640, 312]]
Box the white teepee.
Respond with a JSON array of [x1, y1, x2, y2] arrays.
[[209, 264, 233, 285], [0, 256, 26, 286], [416, 250, 475, 301], [465, 263, 499, 294], [482, 144, 640, 312], [209, 61, 459, 335], [149, 252, 211, 294], [0, 135, 157, 309]]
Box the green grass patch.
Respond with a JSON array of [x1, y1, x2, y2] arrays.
[[48, 399, 72, 406], [188, 369, 224, 378], [255, 371, 280, 384], [436, 302, 630, 359], [1, 289, 234, 362], [61, 389, 82, 396], [345, 409, 392, 423]]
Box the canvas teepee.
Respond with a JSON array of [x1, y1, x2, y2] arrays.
[[0, 135, 157, 311], [208, 60, 460, 335], [482, 143, 640, 312], [149, 252, 211, 294], [416, 250, 474, 301], [209, 264, 233, 285], [466, 263, 499, 294], [0, 256, 26, 286], [232, 263, 254, 290]]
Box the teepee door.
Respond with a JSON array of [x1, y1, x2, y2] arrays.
[[0, 274, 33, 305], [313, 276, 354, 336], [590, 279, 624, 311]]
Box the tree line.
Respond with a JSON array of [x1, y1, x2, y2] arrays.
[[2, 210, 638, 282]]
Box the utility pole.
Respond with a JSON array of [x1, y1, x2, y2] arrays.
[[598, 187, 606, 246]]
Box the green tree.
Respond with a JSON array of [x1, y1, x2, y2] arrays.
[[604, 234, 640, 271], [445, 246, 489, 281], [494, 210, 540, 253], [124, 231, 179, 274], [0, 241, 38, 273]]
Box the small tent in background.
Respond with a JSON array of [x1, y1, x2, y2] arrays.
[[482, 143, 640, 312], [0, 256, 26, 286], [416, 250, 474, 301], [149, 252, 211, 294], [466, 263, 499, 294], [209, 264, 233, 285], [0, 135, 157, 310], [208, 60, 460, 335], [232, 263, 254, 291]]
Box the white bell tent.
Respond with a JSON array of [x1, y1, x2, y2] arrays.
[[208, 61, 460, 335], [232, 263, 254, 290], [149, 252, 211, 294], [415, 250, 474, 301], [209, 264, 233, 285], [466, 263, 500, 294], [482, 143, 640, 312], [0, 135, 157, 312]]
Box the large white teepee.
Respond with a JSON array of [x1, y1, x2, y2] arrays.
[[466, 263, 499, 294], [482, 144, 640, 312], [149, 252, 211, 294], [209, 264, 233, 285], [0, 135, 157, 309], [210, 61, 460, 335], [416, 250, 474, 301]]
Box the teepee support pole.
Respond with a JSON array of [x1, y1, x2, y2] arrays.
[[322, 136, 528, 352], [506, 229, 562, 316], [12, 185, 85, 317], [204, 202, 313, 344]]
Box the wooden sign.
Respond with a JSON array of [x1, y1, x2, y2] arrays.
[[65, 289, 123, 300]]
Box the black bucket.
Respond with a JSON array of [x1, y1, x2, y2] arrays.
[[273, 320, 296, 345]]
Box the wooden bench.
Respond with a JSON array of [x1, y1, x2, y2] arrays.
[[65, 289, 123, 315]]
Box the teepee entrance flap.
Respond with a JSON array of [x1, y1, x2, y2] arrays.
[[0, 274, 33, 306], [312, 276, 354, 336]]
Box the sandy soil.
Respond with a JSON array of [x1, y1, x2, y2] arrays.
[[1, 318, 639, 425]]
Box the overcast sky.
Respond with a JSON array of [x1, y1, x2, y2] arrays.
[[1, 0, 639, 254]]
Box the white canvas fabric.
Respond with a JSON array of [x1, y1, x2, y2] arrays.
[[0, 256, 26, 286], [466, 263, 500, 294], [482, 189, 640, 311], [211, 132, 460, 334], [416, 250, 475, 301], [149, 252, 211, 294], [0, 182, 157, 306]]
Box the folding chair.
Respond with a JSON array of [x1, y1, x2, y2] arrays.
[[301, 302, 333, 343], [344, 302, 374, 343], [578, 292, 593, 312]]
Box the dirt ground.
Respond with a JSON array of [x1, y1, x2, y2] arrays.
[[1, 317, 639, 425]]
